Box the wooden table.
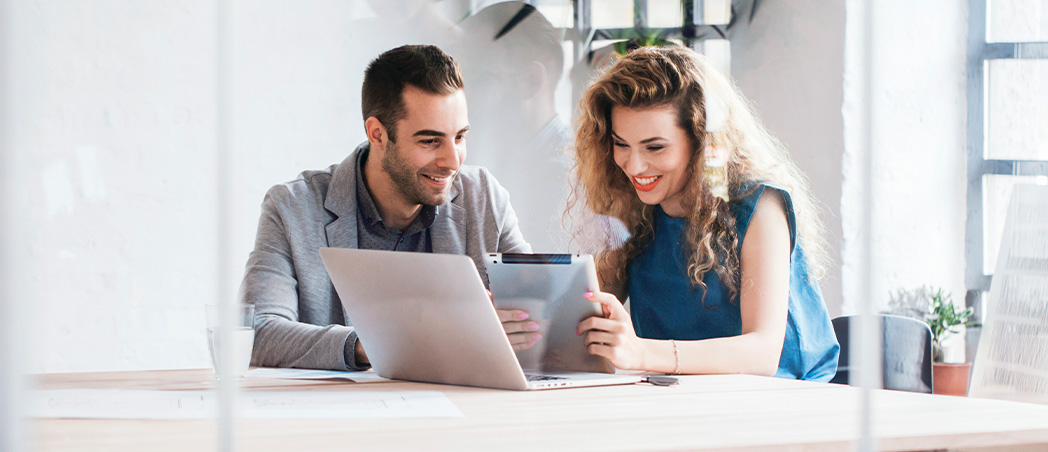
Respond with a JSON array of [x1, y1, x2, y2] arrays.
[[33, 369, 1048, 451]]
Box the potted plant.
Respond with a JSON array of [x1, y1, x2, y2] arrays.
[[925, 289, 980, 396], [887, 287, 980, 396]]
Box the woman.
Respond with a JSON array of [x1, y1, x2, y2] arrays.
[[571, 46, 838, 380]]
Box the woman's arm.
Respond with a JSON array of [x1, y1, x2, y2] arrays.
[[578, 191, 791, 375], [596, 253, 629, 303]]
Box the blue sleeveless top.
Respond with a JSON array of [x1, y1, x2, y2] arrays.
[[627, 184, 839, 381]]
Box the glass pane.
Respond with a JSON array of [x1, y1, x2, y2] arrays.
[[647, 0, 684, 28], [535, 0, 574, 29], [987, 0, 1048, 43], [700, 0, 731, 26], [983, 175, 1048, 274], [592, 0, 634, 29], [696, 39, 731, 75], [986, 60, 1048, 161]]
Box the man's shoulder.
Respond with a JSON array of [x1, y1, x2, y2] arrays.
[[455, 164, 494, 185], [265, 165, 339, 203], [453, 165, 507, 205], [265, 144, 365, 206]]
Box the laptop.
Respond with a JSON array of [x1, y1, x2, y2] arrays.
[[318, 248, 644, 390]]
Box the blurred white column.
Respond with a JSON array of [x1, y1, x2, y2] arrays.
[[216, 0, 237, 451], [854, 0, 881, 450], [0, 0, 29, 449]]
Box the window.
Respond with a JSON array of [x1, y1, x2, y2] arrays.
[[965, 0, 1048, 314], [467, 0, 735, 141], [574, 0, 733, 109]]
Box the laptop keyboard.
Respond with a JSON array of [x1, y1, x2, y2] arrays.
[[526, 374, 569, 382]]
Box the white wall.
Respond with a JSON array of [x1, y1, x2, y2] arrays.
[[11, 0, 455, 373], [840, 0, 969, 315], [11, 0, 221, 373], [730, 0, 969, 319], [729, 0, 847, 317]]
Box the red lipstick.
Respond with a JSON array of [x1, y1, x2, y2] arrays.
[[632, 176, 661, 192]]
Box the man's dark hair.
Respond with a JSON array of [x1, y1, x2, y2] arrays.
[[461, 2, 563, 89], [361, 45, 464, 142]]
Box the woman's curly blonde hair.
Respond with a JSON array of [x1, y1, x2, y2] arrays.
[[570, 46, 828, 303]]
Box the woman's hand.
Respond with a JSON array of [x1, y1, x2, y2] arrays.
[[576, 291, 647, 370], [496, 309, 541, 351], [488, 290, 541, 351]]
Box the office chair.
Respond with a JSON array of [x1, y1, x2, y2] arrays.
[[829, 315, 934, 393]]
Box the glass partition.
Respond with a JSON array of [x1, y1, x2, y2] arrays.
[[4, 1, 1002, 451]]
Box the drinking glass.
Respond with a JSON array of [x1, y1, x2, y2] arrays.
[[204, 304, 255, 380]]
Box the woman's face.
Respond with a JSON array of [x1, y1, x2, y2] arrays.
[[610, 105, 694, 217]]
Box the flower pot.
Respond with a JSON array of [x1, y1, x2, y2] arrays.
[[932, 362, 971, 396]]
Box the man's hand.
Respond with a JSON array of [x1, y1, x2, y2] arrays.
[[355, 339, 370, 366]]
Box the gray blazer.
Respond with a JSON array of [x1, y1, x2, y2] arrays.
[[241, 142, 531, 371]]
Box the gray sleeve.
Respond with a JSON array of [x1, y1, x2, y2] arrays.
[[488, 172, 532, 254], [241, 187, 370, 371]]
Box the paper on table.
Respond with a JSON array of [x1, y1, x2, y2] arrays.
[[239, 390, 463, 419], [33, 389, 208, 420], [31, 389, 463, 419], [246, 367, 389, 383]]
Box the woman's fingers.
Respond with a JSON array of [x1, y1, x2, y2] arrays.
[[584, 330, 617, 347], [510, 332, 542, 351], [585, 343, 613, 360], [495, 309, 541, 350], [576, 316, 621, 336], [495, 309, 529, 323], [584, 291, 628, 320], [495, 309, 540, 333]]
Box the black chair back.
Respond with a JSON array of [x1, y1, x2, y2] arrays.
[[829, 315, 933, 393]]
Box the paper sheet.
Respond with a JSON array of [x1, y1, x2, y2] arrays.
[[245, 367, 389, 383], [970, 184, 1048, 404], [32, 389, 463, 419]]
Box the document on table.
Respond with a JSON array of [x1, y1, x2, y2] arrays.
[[31, 389, 463, 419], [245, 367, 389, 383]]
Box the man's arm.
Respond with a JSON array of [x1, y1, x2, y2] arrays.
[[242, 186, 369, 371], [487, 173, 532, 254]]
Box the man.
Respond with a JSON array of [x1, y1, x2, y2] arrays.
[[241, 45, 536, 371]]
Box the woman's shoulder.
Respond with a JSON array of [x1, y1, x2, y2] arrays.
[[729, 181, 797, 249]]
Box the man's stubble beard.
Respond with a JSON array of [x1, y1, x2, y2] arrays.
[[381, 139, 449, 207]]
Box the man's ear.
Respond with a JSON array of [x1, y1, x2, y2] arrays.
[[521, 61, 547, 100], [364, 116, 388, 148]]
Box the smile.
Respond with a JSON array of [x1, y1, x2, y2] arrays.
[[632, 175, 661, 192], [422, 172, 455, 186]]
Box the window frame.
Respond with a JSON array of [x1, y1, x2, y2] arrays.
[[965, 0, 1048, 316]]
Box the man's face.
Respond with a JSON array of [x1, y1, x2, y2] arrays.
[[381, 85, 469, 207]]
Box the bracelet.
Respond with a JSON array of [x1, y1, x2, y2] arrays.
[[671, 340, 681, 375]]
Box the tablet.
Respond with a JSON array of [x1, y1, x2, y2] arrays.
[[485, 253, 614, 374]]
